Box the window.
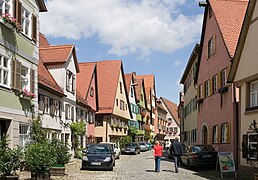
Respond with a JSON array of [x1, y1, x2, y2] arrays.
[[221, 123, 230, 143], [208, 35, 216, 59], [120, 100, 125, 110], [21, 6, 30, 36], [44, 96, 49, 114], [131, 103, 134, 113], [65, 104, 72, 120], [199, 84, 203, 98], [212, 125, 219, 143], [213, 75, 218, 93], [174, 127, 178, 132], [119, 81, 122, 94], [95, 117, 103, 126], [90, 87, 94, 97], [19, 123, 30, 149], [221, 69, 226, 87], [21, 66, 28, 90], [131, 86, 134, 97], [141, 94, 143, 101], [250, 81, 258, 107], [0, 0, 11, 15], [66, 70, 75, 93], [88, 112, 93, 123], [116, 99, 118, 106], [205, 80, 210, 97], [248, 133, 258, 160], [0, 55, 10, 87], [54, 100, 60, 117]]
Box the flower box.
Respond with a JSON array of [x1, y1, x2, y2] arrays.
[[0, 18, 15, 31], [0, 14, 21, 32]]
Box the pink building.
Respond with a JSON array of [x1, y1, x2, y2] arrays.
[[77, 63, 98, 144], [196, 0, 248, 163]]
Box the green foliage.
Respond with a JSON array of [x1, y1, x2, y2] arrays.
[[70, 121, 86, 136], [0, 135, 22, 176], [30, 117, 46, 143], [51, 139, 71, 165], [25, 141, 57, 175], [120, 136, 132, 147]]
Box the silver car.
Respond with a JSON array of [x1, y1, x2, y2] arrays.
[[99, 142, 121, 159]]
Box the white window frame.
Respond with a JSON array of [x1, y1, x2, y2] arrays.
[[208, 36, 215, 58], [250, 81, 258, 107], [54, 100, 60, 117], [221, 123, 227, 143], [44, 96, 50, 114], [21, 65, 28, 91], [21, 6, 31, 37], [221, 69, 226, 87], [205, 80, 210, 97], [199, 84, 203, 98], [0, 0, 11, 15], [213, 125, 219, 143], [248, 133, 258, 160], [0, 55, 10, 87], [90, 87, 94, 97], [19, 123, 30, 149]]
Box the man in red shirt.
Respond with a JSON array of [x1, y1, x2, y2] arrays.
[[153, 141, 163, 173]]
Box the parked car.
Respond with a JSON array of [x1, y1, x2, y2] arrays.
[[99, 142, 121, 159], [121, 142, 141, 155], [138, 142, 148, 152], [181, 144, 218, 168], [146, 142, 153, 150], [81, 144, 115, 171]]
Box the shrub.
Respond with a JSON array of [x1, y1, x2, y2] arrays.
[[51, 139, 71, 165]]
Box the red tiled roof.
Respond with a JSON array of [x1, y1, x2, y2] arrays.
[[124, 73, 133, 95], [157, 102, 167, 113], [38, 59, 64, 95], [40, 45, 74, 64], [210, 0, 248, 57], [161, 97, 179, 126], [96, 60, 122, 114], [39, 33, 50, 47], [76, 89, 88, 106], [133, 77, 143, 101], [135, 74, 154, 104], [77, 62, 96, 99]]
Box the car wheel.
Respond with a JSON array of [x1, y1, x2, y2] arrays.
[[113, 161, 115, 167], [108, 166, 114, 171], [187, 159, 191, 169]]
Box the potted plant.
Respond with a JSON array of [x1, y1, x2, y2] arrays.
[[0, 135, 22, 180], [49, 139, 71, 176], [25, 140, 56, 180]]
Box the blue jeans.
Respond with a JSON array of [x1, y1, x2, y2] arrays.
[[174, 155, 180, 172], [155, 156, 161, 172]]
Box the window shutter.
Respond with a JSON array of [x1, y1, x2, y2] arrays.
[[71, 106, 74, 121], [227, 123, 231, 143], [32, 14, 37, 42], [226, 65, 231, 85], [49, 99, 53, 116], [213, 34, 216, 54], [16, 61, 21, 91], [206, 44, 209, 60], [17, 1, 22, 25], [217, 126, 221, 143], [66, 70, 69, 91], [13, 0, 17, 18], [65, 104, 68, 119], [202, 84, 205, 98], [11, 59, 16, 88], [72, 74, 75, 93], [242, 134, 248, 158], [30, 69, 35, 93], [210, 127, 213, 144], [210, 79, 213, 96], [197, 85, 200, 99], [76, 108, 80, 121], [59, 101, 62, 118], [218, 71, 221, 89]]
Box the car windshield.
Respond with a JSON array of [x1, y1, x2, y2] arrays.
[[139, 143, 145, 145], [192, 145, 214, 152], [88, 145, 111, 154], [125, 143, 136, 148]]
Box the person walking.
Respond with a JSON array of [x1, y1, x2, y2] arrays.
[[153, 141, 163, 173], [171, 136, 183, 173]]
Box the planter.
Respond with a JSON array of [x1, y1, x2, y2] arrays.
[[0, 175, 19, 180], [49, 165, 65, 176], [31, 172, 51, 180], [0, 18, 15, 31]]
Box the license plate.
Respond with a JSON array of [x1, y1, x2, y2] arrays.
[[125, 151, 130, 153], [91, 162, 101, 165], [202, 155, 212, 158]]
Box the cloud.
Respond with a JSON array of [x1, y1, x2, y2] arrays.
[[174, 59, 182, 66], [40, 0, 202, 57]]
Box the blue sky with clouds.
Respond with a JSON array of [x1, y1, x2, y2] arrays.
[[40, 0, 204, 104]]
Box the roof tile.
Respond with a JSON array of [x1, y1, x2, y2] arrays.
[[161, 97, 179, 126]]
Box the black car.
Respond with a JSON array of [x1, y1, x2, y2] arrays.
[[81, 144, 115, 171], [181, 144, 218, 168], [121, 142, 141, 155]]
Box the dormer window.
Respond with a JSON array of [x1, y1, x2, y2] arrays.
[[66, 70, 75, 94]]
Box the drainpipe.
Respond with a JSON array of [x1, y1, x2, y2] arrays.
[[233, 83, 239, 170], [106, 117, 108, 142]]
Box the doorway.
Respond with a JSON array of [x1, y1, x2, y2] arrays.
[[202, 125, 208, 144]]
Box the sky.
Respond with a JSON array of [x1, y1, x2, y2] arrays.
[[40, 0, 204, 104]]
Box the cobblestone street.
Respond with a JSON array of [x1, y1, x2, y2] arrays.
[[18, 150, 251, 180]]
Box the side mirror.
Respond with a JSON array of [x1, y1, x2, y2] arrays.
[[82, 150, 87, 154], [112, 152, 116, 154]]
